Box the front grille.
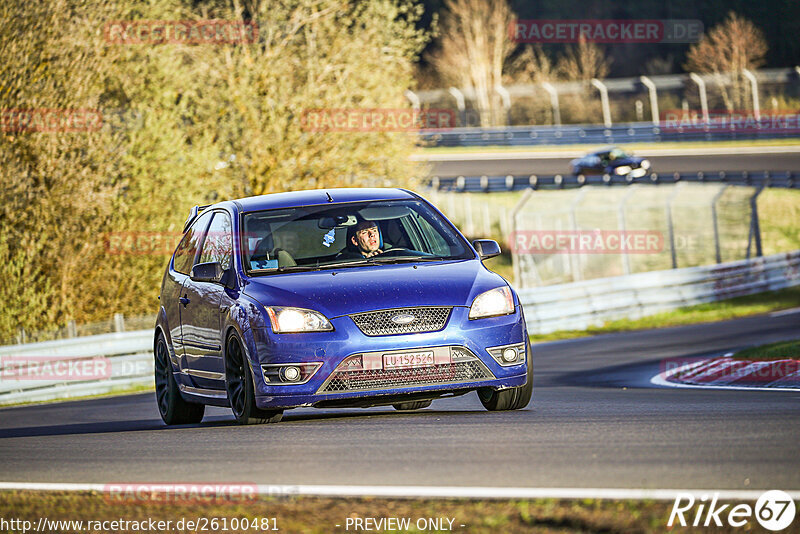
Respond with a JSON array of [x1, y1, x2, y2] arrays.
[[350, 306, 452, 336], [317, 350, 494, 393]]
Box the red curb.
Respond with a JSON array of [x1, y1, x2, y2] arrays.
[[665, 357, 800, 388]]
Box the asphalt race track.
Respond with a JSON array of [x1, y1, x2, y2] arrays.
[[426, 150, 800, 177], [1, 309, 798, 491]]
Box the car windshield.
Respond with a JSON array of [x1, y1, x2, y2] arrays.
[[241, 199, 473, 274]]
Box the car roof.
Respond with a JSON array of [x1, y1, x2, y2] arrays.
[[588, 145, 618, 155], [229, 187, 416, 212]]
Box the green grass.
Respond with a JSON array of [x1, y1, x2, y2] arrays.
[[417, 138, 800, 155], [530, 286, 800, 342], [733, 339, 800, 361]]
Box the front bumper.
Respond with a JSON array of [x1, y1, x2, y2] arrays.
[[249, 305, 529, 409]]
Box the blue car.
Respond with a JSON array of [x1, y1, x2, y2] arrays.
[[154, 188, 532, 425], [570, 146, 651, 178]]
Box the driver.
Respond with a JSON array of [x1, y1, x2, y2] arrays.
[[347, 219, 384, 258]]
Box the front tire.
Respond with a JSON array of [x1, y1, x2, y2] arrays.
[[478, 339, 533, 411], [154, 332, 205, 425], [225, 332, 283, 425]]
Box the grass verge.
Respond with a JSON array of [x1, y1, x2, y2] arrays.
[[0, 491, 704, 533], [732, 339, 800, 361], [530, 286, 800, 343], [0, 384, 154, 409]]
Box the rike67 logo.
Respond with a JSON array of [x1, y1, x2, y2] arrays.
[[668, 490, 796, 530]]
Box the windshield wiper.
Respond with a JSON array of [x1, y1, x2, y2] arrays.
[[250, 257, 447, 275], [364, 256, 444, 264], [249, 264, 320, 274]]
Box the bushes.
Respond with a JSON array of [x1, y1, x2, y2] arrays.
[[0, 0, 429, 339]]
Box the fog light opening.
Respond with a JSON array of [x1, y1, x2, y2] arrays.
[[501, 348, 518, 363], [281, 366, 301, 382]]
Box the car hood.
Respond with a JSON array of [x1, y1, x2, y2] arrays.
[[242, 259, 508, 318]]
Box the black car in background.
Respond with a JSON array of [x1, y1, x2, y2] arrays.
[[570, 146, 651, 178]]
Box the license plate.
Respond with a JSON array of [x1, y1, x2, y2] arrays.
[[383, 351, 435, 369]]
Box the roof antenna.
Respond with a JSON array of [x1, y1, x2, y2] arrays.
[[325, 191, 334, 202]]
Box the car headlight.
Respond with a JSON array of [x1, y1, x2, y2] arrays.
[[640, 159, 650, 169], [469, 286, 515, 319], [265, 307, 333, 333], [614, 165, 632, 175]]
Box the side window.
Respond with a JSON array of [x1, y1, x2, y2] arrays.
[[198, 212, 233, 270], [173, 211, 212, 275]]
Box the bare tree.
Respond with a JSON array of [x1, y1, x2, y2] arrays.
[[557, 38, 610, 81], [504, 45, 558, 125], [428, 0, 515, 127], [685, 12, 768, 112], [556, 38, 610, 124], [508, 44, 557, 84]]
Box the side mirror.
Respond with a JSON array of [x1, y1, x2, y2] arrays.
[[190, 262, 224, 283], [472, 239, 501, 260]]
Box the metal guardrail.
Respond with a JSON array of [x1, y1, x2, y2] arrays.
[[429, 170, 800, 192], [420, 122, 800, 147], [519, 250, 800, 334], [0, 331, 153, 405], [1, 252, 798, 404]]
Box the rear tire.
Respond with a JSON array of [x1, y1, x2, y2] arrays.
[[393, 400, 432, 411], [225, 332, 283, 425], [478, 338, 533, 411], [154, 332, 205, 425]]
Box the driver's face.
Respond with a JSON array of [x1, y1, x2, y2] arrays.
[[352, 226, 380, 254]]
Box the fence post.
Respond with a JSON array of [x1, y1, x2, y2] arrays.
[[495, 84, 511, 126], [746, 187, 764, 258], [591, 78, 612, 127], [541, 82, 561, 127], [67, 320, 77, 338], [510, 188, 534, 288], [568, 188, 588, 282], [639, 76, 659, 125], [689, 73, 709, 124], [114, 313, 125, 333], [448, 87, 466, 127], [618, 187, 638, 275], [665, 185, 681, 269], [464, 195, 474, 236], [742, 69, 760, 121], [404, 89, 420, 111], [711, 185, 729, 263]]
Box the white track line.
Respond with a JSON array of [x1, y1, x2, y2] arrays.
[[650, 358, 800, 392], [413, 145, 800, 162], [770, 307, 800, 317], [0, 482, 797, 501]]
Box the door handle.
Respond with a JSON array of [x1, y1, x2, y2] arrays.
[[179, 295, 190, 307]]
